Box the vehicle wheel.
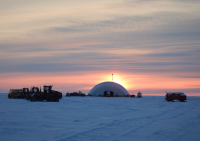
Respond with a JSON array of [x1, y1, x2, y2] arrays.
[[47, 96, 53, 102], [31, 97, 37, 102]]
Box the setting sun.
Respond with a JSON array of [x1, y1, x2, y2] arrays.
[[96, 73, 130, 89], [112, 75, 125, 86]]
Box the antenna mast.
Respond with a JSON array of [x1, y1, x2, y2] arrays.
[[112, 74, 113, 81]]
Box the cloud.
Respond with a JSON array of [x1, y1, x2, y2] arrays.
[[0, 0, 200, 94]]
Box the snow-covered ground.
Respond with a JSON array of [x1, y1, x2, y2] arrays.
[[0, 94, 200, 141]]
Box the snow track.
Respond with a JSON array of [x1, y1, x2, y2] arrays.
[[0, 94, 200, 141]]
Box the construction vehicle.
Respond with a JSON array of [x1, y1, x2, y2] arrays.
[[8, 89, 23, 99], [29, 86, 43, 102], [51, 90, 62, 99], [28, 85, 62, 102], [15, 88, 29, 99], [22, 88, 29, 99], [43, 85, 61, 102], [165, 92, 187, 102], [8, 85, 62, 102]]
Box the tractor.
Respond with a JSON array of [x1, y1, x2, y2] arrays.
[[29, 86, 43, 102], [22, 88, 29, 99], [43, 85, 60, 102], [16, 88, 29, 99]]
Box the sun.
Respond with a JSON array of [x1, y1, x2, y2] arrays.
[[97, 73, 131, 89], [112, 74, 128, 88]]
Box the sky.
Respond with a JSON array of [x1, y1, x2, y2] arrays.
[[0, 0, 200, 96]]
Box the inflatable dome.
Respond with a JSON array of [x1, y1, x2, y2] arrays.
[[88, 81, 129, 97]]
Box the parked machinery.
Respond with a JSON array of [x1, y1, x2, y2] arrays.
[[130, 94, 135, 97], [8, 85, 62, 102], [66, 91, 86, 96], [29, 86, 43, 102], [165, 92, 187, 102], [29, 85, 62, 102], [43, 85, 61, 102], [23, 88, 29, 96], [8, 89, 23, 99], [22, 88, 30, 100], [51, 90, 62, 99], [17, 88, 29, 99]]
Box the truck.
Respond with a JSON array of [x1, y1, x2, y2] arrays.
[[165, 92, 187, 102]]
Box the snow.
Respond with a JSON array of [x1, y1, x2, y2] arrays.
[[167, 92, 186, 96], [1, 94, 200, 141], [167, 92, 174, 95], [180, 93, 186, 96]]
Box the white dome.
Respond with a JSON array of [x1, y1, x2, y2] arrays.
[[89, 81, 129, 97]]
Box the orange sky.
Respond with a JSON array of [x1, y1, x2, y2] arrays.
[[0, 72, 199, 96]]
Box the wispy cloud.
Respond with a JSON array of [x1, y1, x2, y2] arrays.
[[0, 0, 200, 94]]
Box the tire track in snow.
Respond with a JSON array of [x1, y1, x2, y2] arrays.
[[56, 110, 170, 141], [56, 100, 200, 141]]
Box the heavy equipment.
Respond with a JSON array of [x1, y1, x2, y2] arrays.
[[8, 89, 23, 99], [29, 86, 43, 102], [43, 85, 61, 102], [165, 92, 187, 102]]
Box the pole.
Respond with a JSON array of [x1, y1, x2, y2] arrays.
[[112, 74, 113, 81]]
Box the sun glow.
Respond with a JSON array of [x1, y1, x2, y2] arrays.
[[108, 74, 130, 89], [113, 75, 123, 85]]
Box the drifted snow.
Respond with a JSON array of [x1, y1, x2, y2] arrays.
[[0, 94, 200, 141]]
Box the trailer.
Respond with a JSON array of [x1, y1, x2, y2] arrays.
[[8, 89, 23, 99], [66, 91, 86, 96]]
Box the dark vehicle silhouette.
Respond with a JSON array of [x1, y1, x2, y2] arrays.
[[8, 89, 23, 99], [29, 85, 62, 102], [43, 85, 60, 102], [165, 92, 187, 102], [29, 87, 43, 101]]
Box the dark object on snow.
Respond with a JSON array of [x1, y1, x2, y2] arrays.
[[70, 92, 79, 96], [67, 91, 86, 96], [137, 91, 142, 98], [43, 85, 62, 102], [8, 89, 23, 99], [130, 94, 135, 97], [66, 93, 70, 96], [8, 85, 62, 102], [165, 92, 187, 102], [22, 88, 30, 99], [29, 86, 43, 102], [8, 88, 29, 99], [104, 91, 114, 97], [28, 85, 62, 102]]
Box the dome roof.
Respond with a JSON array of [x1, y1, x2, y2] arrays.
[[89, 81, 129, 97]]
